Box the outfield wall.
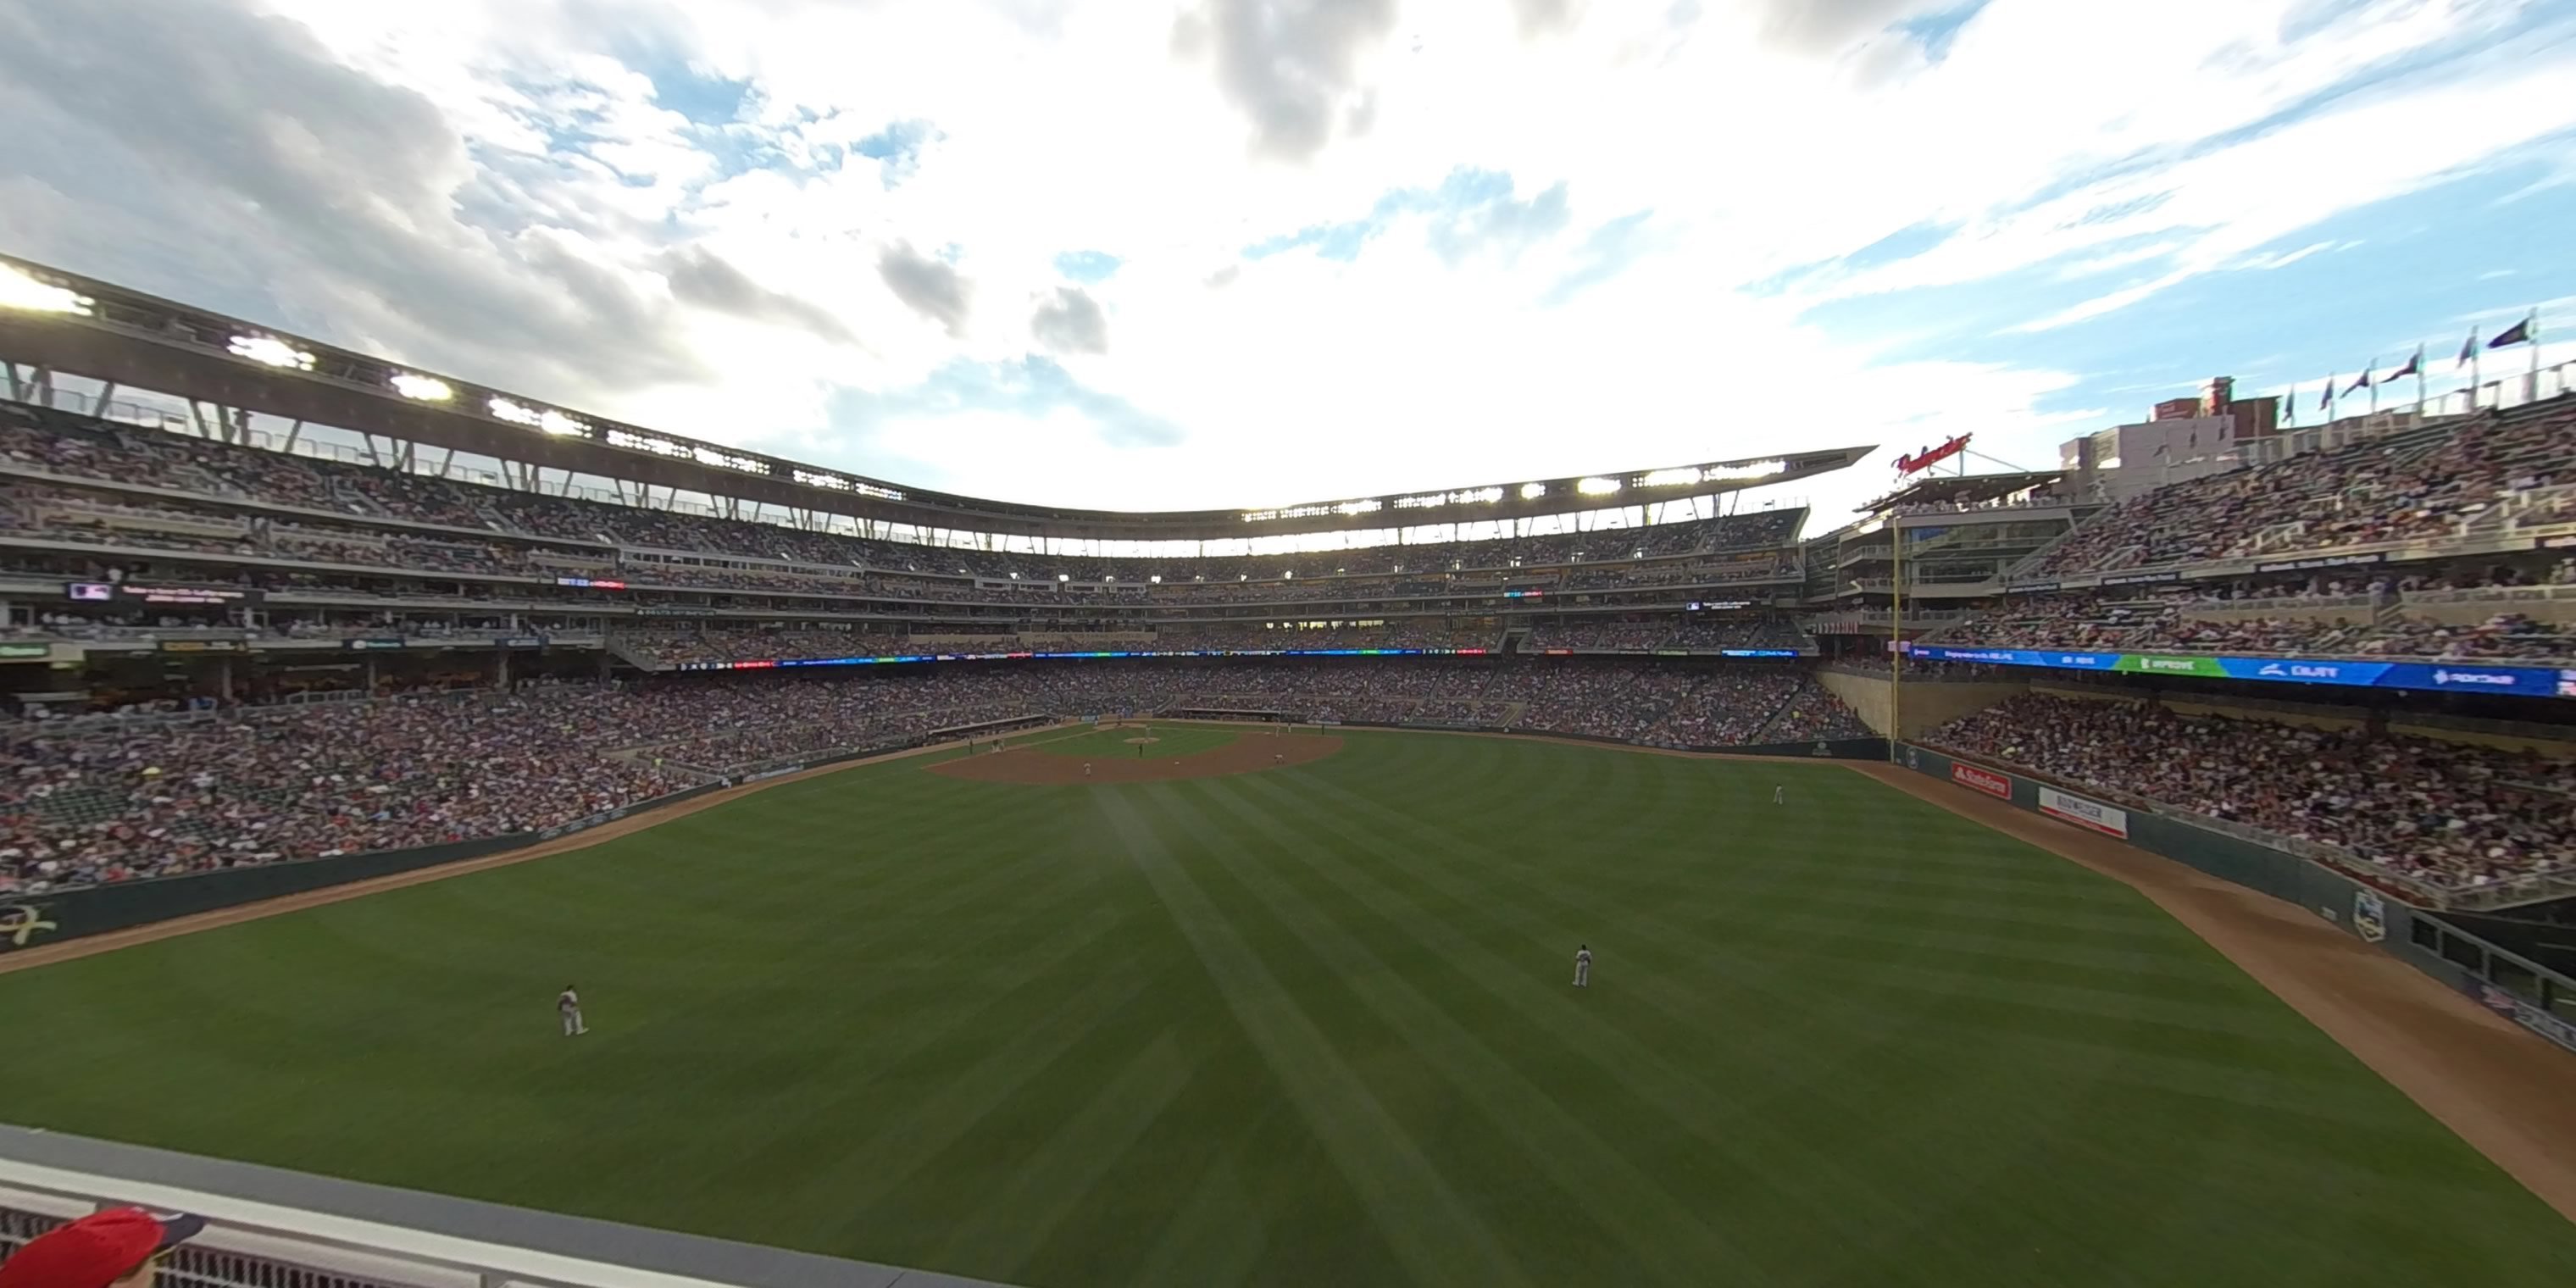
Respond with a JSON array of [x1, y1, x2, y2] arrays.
[[1896, 744, 2576, 1058]]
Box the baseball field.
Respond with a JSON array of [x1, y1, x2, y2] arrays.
[[4, 725, 2574, 1286]]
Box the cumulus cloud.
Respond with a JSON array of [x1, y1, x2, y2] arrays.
[[1030, 286, 1109, 355], [5, 0, 2568, 520], [0, 0, 710, 400], [662, 245, 860, 347], [877, 242, 973, 337], [1746, 0, 1951, 54], [1174, 0, 1399, 162], [1513, 0, 1585, 38]]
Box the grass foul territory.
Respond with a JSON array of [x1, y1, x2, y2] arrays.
[[2, 731, 2570, 1287]]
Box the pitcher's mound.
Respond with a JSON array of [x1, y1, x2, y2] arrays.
[[932, 735, 1344, 784]]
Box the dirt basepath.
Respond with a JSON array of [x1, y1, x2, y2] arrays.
[[0, 728, 1084, 978], [929, 730, 1343, 784], [1852, 761, 2576, 1223]]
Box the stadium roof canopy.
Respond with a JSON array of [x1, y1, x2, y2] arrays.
[[1857, 469, 2065, 514], [0, 255, 1873, 543]]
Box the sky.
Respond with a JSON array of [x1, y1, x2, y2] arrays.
[[0, 0, 2572, 528]]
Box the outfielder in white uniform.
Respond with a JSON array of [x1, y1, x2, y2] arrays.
[[1774, 785, 1785, 804], [1573, 945, 1592, 988], [559, 985, 587, 1036]]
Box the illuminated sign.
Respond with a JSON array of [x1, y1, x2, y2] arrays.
[[1896, 435, 1972, 475], [1909, 645, 2573, 699]]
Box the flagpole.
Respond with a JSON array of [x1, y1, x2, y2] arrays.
[[2531, 307, 2544, 402]]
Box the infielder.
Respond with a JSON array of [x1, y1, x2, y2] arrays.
[[1084, 762, 1093, 777], [558, 984, 587, 1036], [1573, 944, 1592, 988]]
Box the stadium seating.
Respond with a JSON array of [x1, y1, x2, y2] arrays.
[[2032, 401, 2576, 575], [1925, 693, 2576, 894], [0, 660, 1868, 896], [1929, 559, 2576, 663]]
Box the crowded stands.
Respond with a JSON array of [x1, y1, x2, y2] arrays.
[[2032, 399, 2575, 575], [1926, 694, 2576, 895], [0, 658, 1866, 894]]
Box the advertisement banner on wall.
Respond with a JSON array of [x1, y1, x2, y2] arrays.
[[2352, 889, 2386, 943], [1951, 763, 2012, 798], [2472, 982, 2576, 1055], [2037, 786, 2129, 838], [1908, 644, 2572, 700]]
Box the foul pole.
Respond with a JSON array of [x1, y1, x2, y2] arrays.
[[1888, 515, 1904, 763]]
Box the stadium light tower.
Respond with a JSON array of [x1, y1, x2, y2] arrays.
[[0, 264, 94, 315]]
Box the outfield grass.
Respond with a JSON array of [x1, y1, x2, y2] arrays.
[[3, 730, 2572, 1286], [1031, 724, 1242, 759]]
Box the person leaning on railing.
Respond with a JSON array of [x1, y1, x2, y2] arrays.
[[0, 1208, 206, 1288]]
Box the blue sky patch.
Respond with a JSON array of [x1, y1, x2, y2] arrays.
[[1053, 251, 1124, 283]]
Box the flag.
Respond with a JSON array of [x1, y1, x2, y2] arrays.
[[2388, 347, 2422, 381], [2489, 316, 2532, 348], [2318, 379, 2334, 410], [2344, 368, 2372, 396], [2457, 330, 2479, 367]]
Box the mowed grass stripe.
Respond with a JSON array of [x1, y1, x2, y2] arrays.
[[1089, 789, 1534, 1288], [1147, 780, 1763, 1285], [8, 730, 2576, 1285], [921, 1032, 1200, 1274], [1219, 766, 1943, 1251]]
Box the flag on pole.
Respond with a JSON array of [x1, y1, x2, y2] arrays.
[[2318, 378, 2334, 411], [2344, 368, 2373, 397], [2388, 348, 2422, 381], [2488, 315, 2533, 349], [2457, 330, 2479, 366]]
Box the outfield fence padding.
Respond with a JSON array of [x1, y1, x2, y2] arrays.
[[1896, 744, 2576, 1057]]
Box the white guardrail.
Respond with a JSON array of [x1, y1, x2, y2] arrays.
[[0, 1140, 1016, 1288], [0, 1164, 705, 1288]]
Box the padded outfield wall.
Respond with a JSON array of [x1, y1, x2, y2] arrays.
[[1896, 744, 2576, 1059]]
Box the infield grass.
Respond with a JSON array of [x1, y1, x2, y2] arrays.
[[3, 729, 2572, 1287]]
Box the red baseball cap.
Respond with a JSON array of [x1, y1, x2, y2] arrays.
[[0, 1208, 206, 1288]]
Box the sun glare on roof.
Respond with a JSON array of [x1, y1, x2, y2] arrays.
[[0, 264, 92, 316]]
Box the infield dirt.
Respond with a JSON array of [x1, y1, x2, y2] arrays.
[[928, 730, 1344, 784]]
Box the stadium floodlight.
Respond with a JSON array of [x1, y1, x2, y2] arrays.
[[1335, 498, 1384, 516], [1702, 459, 1787, 483], [1636, 467, 1704, 487], [1577, 476, 1621, 496], [0, 264, 94, 315], [228, 335, 315, 371], [389, 373, 452, 402], [492, 397, 590, 436], [1519, 482, 1546, 500]]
